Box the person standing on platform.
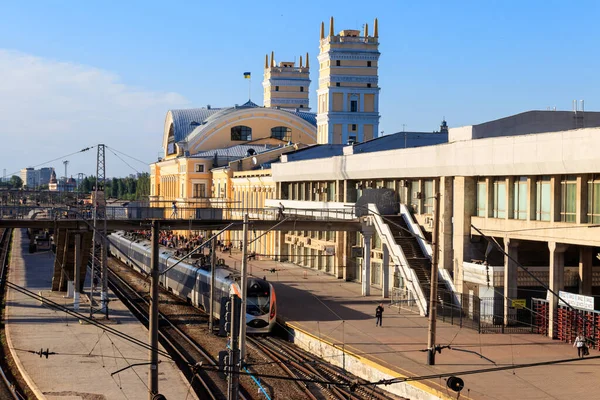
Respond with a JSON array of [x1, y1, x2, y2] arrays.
[[574, 333, 587, 358], [375, 303, 384, 327], [170, 201, 178, 219]]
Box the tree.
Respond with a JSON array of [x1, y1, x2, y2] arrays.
[[9, 175, 22, 189]]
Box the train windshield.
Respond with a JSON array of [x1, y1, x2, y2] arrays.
[[247, 295, 270, 316], [246, 279, 270, 316]]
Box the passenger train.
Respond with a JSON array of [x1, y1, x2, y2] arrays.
[[109, 231, 276, 333]]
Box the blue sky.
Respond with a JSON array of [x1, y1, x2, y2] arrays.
[[1, 0, 599, 177]]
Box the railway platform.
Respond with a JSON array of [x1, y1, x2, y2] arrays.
[[225, 250, 600, 400], [6, 229, 195, 400]]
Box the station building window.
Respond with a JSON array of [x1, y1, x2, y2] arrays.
[[409, 181, 420, 214], [231, 125, 252, 141], [536, 176, 551, 221], [493, 177, 507, 218], [271, 126, 291, 141], [195, 164, 205, 173], [192, 183, 206, 198], [588, 175, 600, 223], [561, 175, 577, 223], [326, 182, 335, 201], [476, 179, 487, 217], [513, 177, 528, 220], [423, 180, 434, 214]]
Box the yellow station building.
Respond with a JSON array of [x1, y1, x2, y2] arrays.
[[150, 16, 381, 257]]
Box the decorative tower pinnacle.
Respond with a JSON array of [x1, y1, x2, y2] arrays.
[[263, 51, 311, 110], [316, 17, 381, 144]]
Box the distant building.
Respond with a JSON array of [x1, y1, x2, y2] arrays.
[[19, 167, 55, 188], [48, 170, 76, 192], [20, 168, 36, 188], [38, 167, 54, 185]]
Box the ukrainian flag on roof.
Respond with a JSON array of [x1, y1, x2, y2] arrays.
[[243, 72, 251, 79]]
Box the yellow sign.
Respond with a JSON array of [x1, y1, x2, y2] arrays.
[[512, 299, 526, 309]]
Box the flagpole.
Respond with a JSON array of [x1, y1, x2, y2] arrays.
[[248, 77, 251, 101]]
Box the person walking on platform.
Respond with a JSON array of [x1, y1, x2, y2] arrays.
[[375, 303, 384, 327], [170, 201, 178, 219], [574, 333, 588, 358]]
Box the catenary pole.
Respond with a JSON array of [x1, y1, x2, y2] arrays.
[[427, 192, 441, 365], [149, 220, 160, 398], [209, 233, 217, 332], [239, 213, 249, 362]]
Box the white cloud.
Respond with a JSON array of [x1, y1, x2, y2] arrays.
[[0, 49, 189, 178]]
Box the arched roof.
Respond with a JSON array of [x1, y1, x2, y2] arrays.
[[166, 100, 316, 143]]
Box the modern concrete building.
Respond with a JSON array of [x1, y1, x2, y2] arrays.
[[268, 109, 600, 337], [316, 17, 380, 144], [20, 168, 36, 188]]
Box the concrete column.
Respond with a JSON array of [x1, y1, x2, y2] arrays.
[[74, 233, 81, 311], [504, 238, 519, 325], [506, 177, 514, 220], [579, 246, 593, 295], [452, 176, 476, 294], [382, 243, 390, 299], [548, 241, 568, 338], [527, 176, 536, 221], [550, 175, 561, 222], [361, 222, 375, 296], [485, 177, 494, 218], [577, 174, 588, 224]]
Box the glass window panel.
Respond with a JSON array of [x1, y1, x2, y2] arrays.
[[494, 179, 506, 218], [423, 180, 434, 214], [513, 178, 528, 220], [477, 181, 487, 217]]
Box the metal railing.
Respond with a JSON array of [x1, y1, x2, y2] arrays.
[[0, 205, 358, 222]]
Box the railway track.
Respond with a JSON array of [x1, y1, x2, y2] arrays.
[[250, 336, 404, 400], [0, 229, 26, 400], [108, 254, 404, 400], [106, 263, 252, 400]]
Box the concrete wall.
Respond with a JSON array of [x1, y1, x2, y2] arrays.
[[449, 111, 600, 142], [272, 127, 600, 182]]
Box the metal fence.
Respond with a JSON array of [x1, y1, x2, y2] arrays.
[[391, 286, 535, 334], [437, 289, 534, 334]]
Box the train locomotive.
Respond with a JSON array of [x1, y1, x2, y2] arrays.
[[109, 231, 276, 333]]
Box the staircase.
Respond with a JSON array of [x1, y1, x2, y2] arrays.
[[384, 215, 433, 297], [366, 203, 459, 316]]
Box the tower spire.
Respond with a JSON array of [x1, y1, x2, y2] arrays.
[[364, 23, 369, 37], [374, 18, 378, 38], [265, 54, 269, 69], [299, 55, 303, 68], [320, 21, 325, 40], [270, 51, 275, 67], [306, 52, 309, 69], [329, 16, 334, 37]]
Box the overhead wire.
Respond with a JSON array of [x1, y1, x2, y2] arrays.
[[106, 147, 142, 175], [105, 146, 151, 167], [4, 146, 95, 178]]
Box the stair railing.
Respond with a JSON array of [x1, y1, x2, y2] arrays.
[[366, 204, 428, 316]]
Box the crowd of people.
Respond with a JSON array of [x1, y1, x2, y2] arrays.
[[128, 230, 235, 258]]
